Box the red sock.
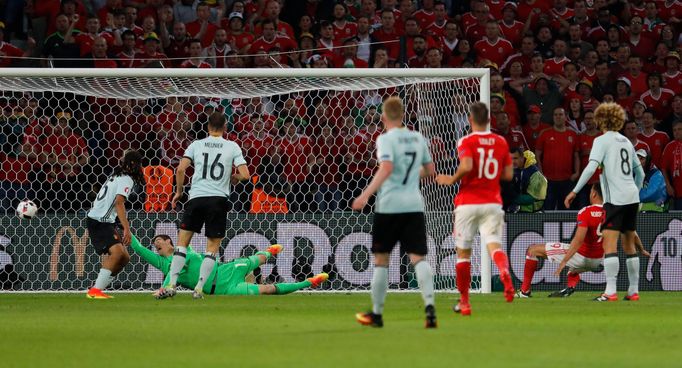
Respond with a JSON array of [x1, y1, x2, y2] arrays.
[[567, 272, 580, 288], [456, 260, 471, 304], [521, 257, 538, 293], [492, 249, 509, 273]]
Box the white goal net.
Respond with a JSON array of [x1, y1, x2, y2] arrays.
[[0, 68, 491, 293]]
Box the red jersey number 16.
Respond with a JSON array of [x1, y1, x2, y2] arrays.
[[477, 148, 499, 179]]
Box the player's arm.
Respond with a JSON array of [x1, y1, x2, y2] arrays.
[[554, 226, 588, 276], [114, 194, 131, 246], [231, 164, 251, 183], [633, 156, 645, 190], [420, 162, 436, 178], [436, 156, 472, 186], [171, 157, 192, 209], [352, 160, 393, 210], [130, 234, 170, 273]]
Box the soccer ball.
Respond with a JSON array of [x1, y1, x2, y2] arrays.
[[16, 200, 38, 220]]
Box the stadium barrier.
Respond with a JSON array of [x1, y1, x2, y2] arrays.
[[1, 212, 680, 291]]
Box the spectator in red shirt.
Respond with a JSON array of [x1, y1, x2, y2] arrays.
[[464, 1, 490, 43], [663, 51, 682, 95], [310, 125, 343, 212], [499, 3, 525, 48], [407, 34, 428, 68], [332, 3, 358, 42], [626, 16, 655, 58], [493, 111, 528, 151], [160, 22, 189, 67], [85, 36, 118, 68], [413, 0, 435, 29], [123, 5, 144, 37], [426, 1, 449, 38], [180, 39, 212, 68], [317, 21, 340, 56], [336, 37, 370, 68], [474, 20, 514, 67], [134, 32, 169, 67], [501, 36, 536, 76], [249, 19, 296, 64], [623, 120, 651, 152], [576, 110, 601, 207], [640, 72, 676, 121], [225, 12, 254, 55], [252, 0, 295, 40], [116, 30, 138, 67], [638, 109, 670, 168], [425, 47, 443, 68], [42, 111, 90, 178], [185, 2, 218, 47], [0, 23, 35, 67], [535, 107, 580, 210], [66, 16, 114, 57], [661, 121, 682, 209], [278, 120, 313, 212], [373, 9, 402, 61], [523, 105, 551, 152], [241, 118, 274, 174], [160, 115, 191, 166], [622, 55, 649, 98]]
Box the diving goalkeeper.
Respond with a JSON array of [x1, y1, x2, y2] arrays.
[[130, 234, 328, 297]]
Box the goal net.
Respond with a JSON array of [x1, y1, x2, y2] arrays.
[[0, 68, 491, 293]]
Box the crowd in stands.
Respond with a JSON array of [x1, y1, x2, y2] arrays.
[[1, 0, 682, 214]]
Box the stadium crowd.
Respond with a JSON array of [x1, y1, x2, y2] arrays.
[[1, 0, 682, 214]]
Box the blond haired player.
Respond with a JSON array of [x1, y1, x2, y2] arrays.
[[352, 96, 437, 328], [565, 102, 645, 301], [436, 102, 515, 316]]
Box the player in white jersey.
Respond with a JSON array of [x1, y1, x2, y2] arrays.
[[159, 112, 250, 300], [86, 150, 145, 299], [565, 102, 645, 301], [352, 96, 437, 328]]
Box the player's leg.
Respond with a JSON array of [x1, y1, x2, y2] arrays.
[[166, 199, 203, 293], [596, 203, 628, 301], [193, 198, 230, 299], [549, 253, 595, 297], [518, 243, 547, 297], [357, 213, 398, 327], [259, 273, 329, 295], [597, 228, 620, 301], [621, 231, 640, 300], [87, 220, 126, 299], [453, 206, 476, 315], [404, 213, 436, 328], [481, 204, 514, 302]]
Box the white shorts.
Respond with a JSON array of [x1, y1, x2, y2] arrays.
[[454, 204, 504, 250], [544, 242, 602, 273]]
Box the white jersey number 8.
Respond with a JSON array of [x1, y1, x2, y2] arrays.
[[477, 148, 499, 179]]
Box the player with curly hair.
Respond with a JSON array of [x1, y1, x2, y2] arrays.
[[565, 102, 645, 301]]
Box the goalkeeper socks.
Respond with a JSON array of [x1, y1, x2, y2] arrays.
[[567, 272, 580, 288], [94, 268, 112, 290], [371, 266, 388, 315], [168, 246, 187, 287], [275, 281, 312, 295], [491, 249, 510, 273], [521, 254, 539, 293], [195, 253, 217, 291], [456, 259, 471, 304], [414, 260, 435, 308], [626, 255, 640, 295], [604, 253, 619, 295]]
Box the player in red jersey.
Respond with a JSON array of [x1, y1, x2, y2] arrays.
[[435, 102, 515, 316], [517, 183, 605, 298]]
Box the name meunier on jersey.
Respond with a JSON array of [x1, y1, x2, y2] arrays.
[[87, 175, 135, 223], [375, 127, 432, 214], [184, 135, 247, 200]]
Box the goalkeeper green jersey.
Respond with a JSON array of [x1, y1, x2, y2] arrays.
[[130, 235, 259, 295]]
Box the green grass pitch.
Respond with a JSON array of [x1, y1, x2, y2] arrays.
[[1, 292, 680, 368]]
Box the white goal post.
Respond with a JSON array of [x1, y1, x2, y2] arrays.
[[0, 67, 491, 293]]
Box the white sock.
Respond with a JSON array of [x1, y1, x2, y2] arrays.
[[414, 260, 435, 308], [626, 256, 640, 296], [94, 268, 112, 290], [371, 266, 388, 315], [168, 246, 187, 287], [195, 253, 217, 292], [604, 254, 619, 295]]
